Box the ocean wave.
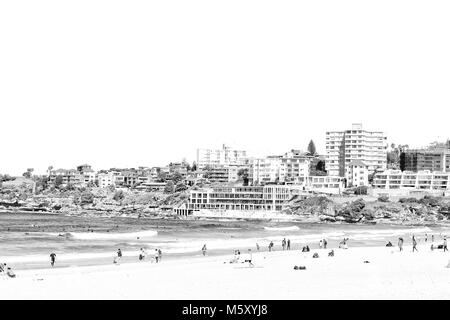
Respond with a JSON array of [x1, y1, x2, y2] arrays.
[[264, 226, 300, 231], [46, 230, 158, 240]]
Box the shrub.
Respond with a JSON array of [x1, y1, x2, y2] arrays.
[[354, 186, 368, 195]]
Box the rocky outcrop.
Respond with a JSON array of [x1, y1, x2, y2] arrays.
[[288, 196, 450, 225]]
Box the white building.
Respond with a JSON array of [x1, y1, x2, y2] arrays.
[[326, 123, 387, 177], [250, 155, 310, 185], [373, 170, 450, 191], [346, 160, 369, 187], [97, 172, 117, 188], [197, 144, 248, 168], [188, 185, 292, 211]]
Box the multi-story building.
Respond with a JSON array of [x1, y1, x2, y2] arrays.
[[401, 149, 450, 173], [345, 160, 369, 187], [97, 172, 117, 188], [325, 123, 387, 177], [188, 185, 292, 211], [49, 169, 85, 186], [250, 154, 310, 185], [204, 165, 241, 183], [373, 170, 450, 190], [197, 144, 247, 168]]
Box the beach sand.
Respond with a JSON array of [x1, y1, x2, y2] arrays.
[[1, 244, 449, 299]]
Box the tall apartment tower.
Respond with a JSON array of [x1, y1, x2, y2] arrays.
[[325, 123, 387, 177], [196, 144, 247, 168]]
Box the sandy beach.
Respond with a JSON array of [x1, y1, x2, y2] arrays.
[[1, 244, 449, 300]]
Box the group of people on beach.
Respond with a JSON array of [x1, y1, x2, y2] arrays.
[[394, 234, 448, 252], [112, 247, 163, 265]]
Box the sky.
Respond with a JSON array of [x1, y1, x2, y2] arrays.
[[1, 0, 450, 175]]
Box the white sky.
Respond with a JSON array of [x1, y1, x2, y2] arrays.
[[1, 0, 449, 175]]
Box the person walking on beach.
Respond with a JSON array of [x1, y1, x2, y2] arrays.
[[323, 239, 328, 249], [50, 253, 56, 267], [202, 244, 207, 256], [282, 238, 286, 250], [444, 237, 448, 252], [398, 237, 404, 251], [154, 249, 159, 263], [245, 249, 254, 267], [158, 249, 162, 262], [412, 236, 418, 252], [269, 241, 274, 252], [256, 243, 260, 251], [287, 239, 291, 250], [319, 240, 323, 249], [114, 248, 122, 264]]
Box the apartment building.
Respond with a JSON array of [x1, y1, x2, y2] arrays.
[[326, 123, 387, 177], [188, 185, 292, 211], [345, 160, 369, 187], [401, 149, 450, 172], [250, 154, 310, 185], [97, 172, 116, 188], [204, 165, 241, 183], [293, 176, 345, 194], [197, 144, 247, 168], [49, 169, 84, 185], [373, 170, 450, 190]]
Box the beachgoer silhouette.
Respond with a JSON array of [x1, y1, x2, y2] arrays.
[[245, 249, 254, 267], [444, 237, 448, 252], [256, 243, 260, 251], [287, 239, 291, 250], [323, 239, 328, 249], [398, 237, 404, 251], [158, 249, 162, 261], [50, 253, 56, 267], [155, 249, 159, 262], [412, 236, 418, 252], [202, 244, 207, 256]]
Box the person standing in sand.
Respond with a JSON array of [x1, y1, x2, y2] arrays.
[[256, 243, 260, 251], [114, 248, 122, 264], [323, 239, 328, 249], [412, 236, 418, 252], [319, 240, 323, 249], [398, 237, 404, 251], [287, 239, 291, 250], [50, 253, 56, 267], [202, 244, 207, 256], [443, 237, 448, 252], [158, 249, 162, 262]]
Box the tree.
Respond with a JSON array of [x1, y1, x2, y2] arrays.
[[171, 172, 183, 184], [307, 140, 317, 156], [157, 171, 167, 182], [55, 176, 64, 189], [23, 168, 34, 179], [164, 180, 175, 193], [175, 182, 188, 192], [237, 168, 249, 186]]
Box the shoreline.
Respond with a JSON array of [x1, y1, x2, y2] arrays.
[[1, 208, 448, 226]]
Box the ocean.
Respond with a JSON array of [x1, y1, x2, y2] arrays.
[[1, 212, 449, 270]]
